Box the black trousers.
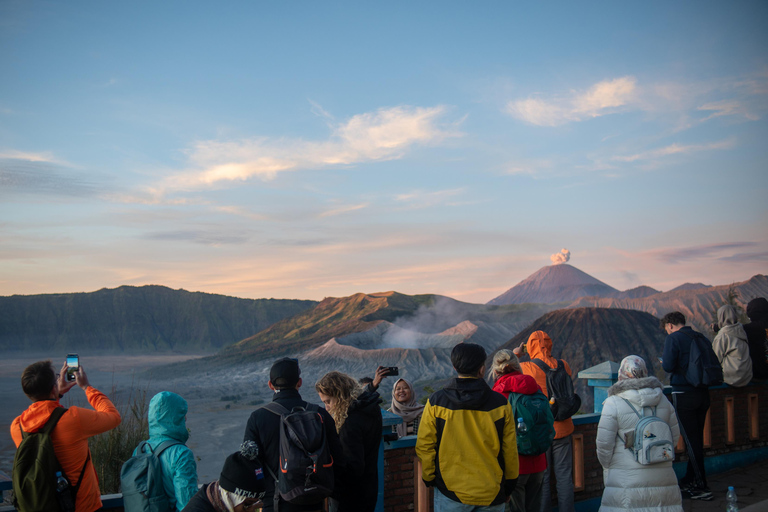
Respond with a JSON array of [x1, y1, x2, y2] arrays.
[[672, 388, 710, 489]]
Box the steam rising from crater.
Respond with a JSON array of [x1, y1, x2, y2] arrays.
[[550, 248, 571, 265]]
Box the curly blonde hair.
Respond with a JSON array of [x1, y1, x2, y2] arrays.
[[489, 349, 521, 380], [315, 371, 361, 432]]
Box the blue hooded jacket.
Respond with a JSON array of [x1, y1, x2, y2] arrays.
[[133, 392, 198, 511]]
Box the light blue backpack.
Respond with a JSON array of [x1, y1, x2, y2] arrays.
[[120, 440, 180, 512], [620, 398, 674, 465]]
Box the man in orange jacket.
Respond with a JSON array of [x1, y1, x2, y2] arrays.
[[11, 360, 121, 512], [514, 331, 575, 512]]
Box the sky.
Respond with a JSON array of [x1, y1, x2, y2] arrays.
[[1, 1, 767, 303]]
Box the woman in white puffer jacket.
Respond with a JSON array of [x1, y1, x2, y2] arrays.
[[596, 355, 683, 512]]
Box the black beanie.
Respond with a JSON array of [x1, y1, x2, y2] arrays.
[[219, 442, 266, 499], [451, 343, 487, 375]]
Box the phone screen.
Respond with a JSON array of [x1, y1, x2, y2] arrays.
[[66, 354, 79, 381]]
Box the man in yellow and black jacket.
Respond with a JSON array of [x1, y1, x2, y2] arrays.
[[415, 343, 519, 510]]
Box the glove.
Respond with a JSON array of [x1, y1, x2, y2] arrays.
[[422, 478, 435, 488]]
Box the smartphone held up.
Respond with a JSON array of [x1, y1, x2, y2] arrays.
[[66, 354, 79, 382]]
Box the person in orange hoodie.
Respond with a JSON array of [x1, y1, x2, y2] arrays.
[[514, 331, 575, 512], [11, 360, 121, 512]]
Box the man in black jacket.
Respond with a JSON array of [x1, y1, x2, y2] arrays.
[[243, 358, 344, 512], [660, 311, 714, 501], [744, 297, 768, 380]]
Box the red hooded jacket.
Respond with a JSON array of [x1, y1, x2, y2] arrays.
[[493, 372, 547, 474]]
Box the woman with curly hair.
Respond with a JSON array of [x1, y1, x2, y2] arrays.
[[316, 371, 382, 512]]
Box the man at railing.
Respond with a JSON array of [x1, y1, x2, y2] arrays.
[[415, 343, 519, 511]]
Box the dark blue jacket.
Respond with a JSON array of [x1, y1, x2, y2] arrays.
[[662, 326, 711, 392]]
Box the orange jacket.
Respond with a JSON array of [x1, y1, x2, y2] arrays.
[[519, 330, 575, 439], [11, 387, 121, 512]]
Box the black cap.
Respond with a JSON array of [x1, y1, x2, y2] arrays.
[[269, 357, 300, 388], [219, 442, 266, 499], [451, 343, 487, 375]]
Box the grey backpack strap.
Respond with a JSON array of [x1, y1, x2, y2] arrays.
[[620, 397, 642, 419], [154, 440, 182, 458], [263, 402, 291, 416]]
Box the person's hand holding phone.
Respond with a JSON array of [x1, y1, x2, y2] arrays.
[[57, 362, 77, 397], [75, 365, 91, 391]]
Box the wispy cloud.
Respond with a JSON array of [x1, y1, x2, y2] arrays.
[[697, 100, 760, 122], [647, 242, 758, 265], [0, 158, 97, 197], [506, 76, 637, 126], [0, 150, 67, 165], [317, 202, 369, 218], [394, 188, 465, 209], [718, 251, 768, 263], [611, 138, 736, 163], [152, 105, 461, 194]]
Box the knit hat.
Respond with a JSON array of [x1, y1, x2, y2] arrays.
[[270, 357, 301, 388], [219, 442, 266, 499], [747, 298, 768, 324], [451, 343, 486, 375], [618, 355, 648, 381]]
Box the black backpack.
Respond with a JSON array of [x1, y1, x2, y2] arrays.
[[262, 402, 334, 511], [683, 331, 723, 388], [12, 407, 89, 512], [532, 359, 582, 421]]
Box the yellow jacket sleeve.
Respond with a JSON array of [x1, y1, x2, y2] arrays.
[[414, 400, 437, 483], [501, 402, 519, 480]]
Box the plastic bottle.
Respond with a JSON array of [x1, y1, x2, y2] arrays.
[[516, 417, 528, 435], [55, 471, 75, 511], [726, 486, 738, 512], [55, 472, 68, 493], [549, 396, 555, 405]]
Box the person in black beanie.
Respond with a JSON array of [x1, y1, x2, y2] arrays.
[[182, 441, 266, 512]]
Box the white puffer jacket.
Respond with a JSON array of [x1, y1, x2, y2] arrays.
[[596, 376, 682, 512]]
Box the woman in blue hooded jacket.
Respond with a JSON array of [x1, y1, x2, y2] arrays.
[[134, 391, 198, 511]]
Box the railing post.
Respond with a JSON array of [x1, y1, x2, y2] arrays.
[[749, 393, 759, 441], [415, 458, 429, 512], [572, 433, 585, 492]]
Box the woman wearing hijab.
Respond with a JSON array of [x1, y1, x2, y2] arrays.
[[182, 441, 265, 512], [316, 371, 383, 512], [491, 349, 550, 512], [713, 304, 752, 387], [596, 355, 682, 512], [389, 378, 424, 438]]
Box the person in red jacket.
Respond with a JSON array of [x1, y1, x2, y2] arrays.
[[491, 349, 547, 512], [11, 360, 121, 512]]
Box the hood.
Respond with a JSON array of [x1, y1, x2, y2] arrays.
[[148, 391, 189, 443], [442, 377, 494, 409], [350, 389, 383, 417], [608, 376, 664, 408], [18, 399, 61, 434], [492, 372, 540, 397], [719, 323, 748, 342], [527, 330, 555, 364], [718, 305, 740, 327], [747, 297, 768, 324]]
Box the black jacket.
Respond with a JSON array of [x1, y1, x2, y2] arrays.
[[180, 483, 216, 512], [243, 389, 343, 512], [333, 389, 383, 512], [662, 326, 711, 391], [744, 321, 768, 380]]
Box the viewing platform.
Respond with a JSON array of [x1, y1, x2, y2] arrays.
[[3, 363, 768, 511]]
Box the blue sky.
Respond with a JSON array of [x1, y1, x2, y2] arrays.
[[1, 1, 766, 302]]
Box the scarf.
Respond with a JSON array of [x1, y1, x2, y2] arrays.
[[389, 378, 424, 437], [205, 481, 247, 512]]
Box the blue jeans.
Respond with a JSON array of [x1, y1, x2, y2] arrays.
[[434, 489, 506, 512]]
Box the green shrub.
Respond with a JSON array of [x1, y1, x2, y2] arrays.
[[88, 383, 149, 494]]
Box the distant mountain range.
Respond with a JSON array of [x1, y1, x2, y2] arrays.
[[0, 285, 316, 353], [569, 274, 768, 334]]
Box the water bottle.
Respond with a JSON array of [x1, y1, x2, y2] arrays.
[[55, 471, 75, 512], [726, 486, 738, 512], [55, 471, 68, 493], [516, 417, 528, 435]]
